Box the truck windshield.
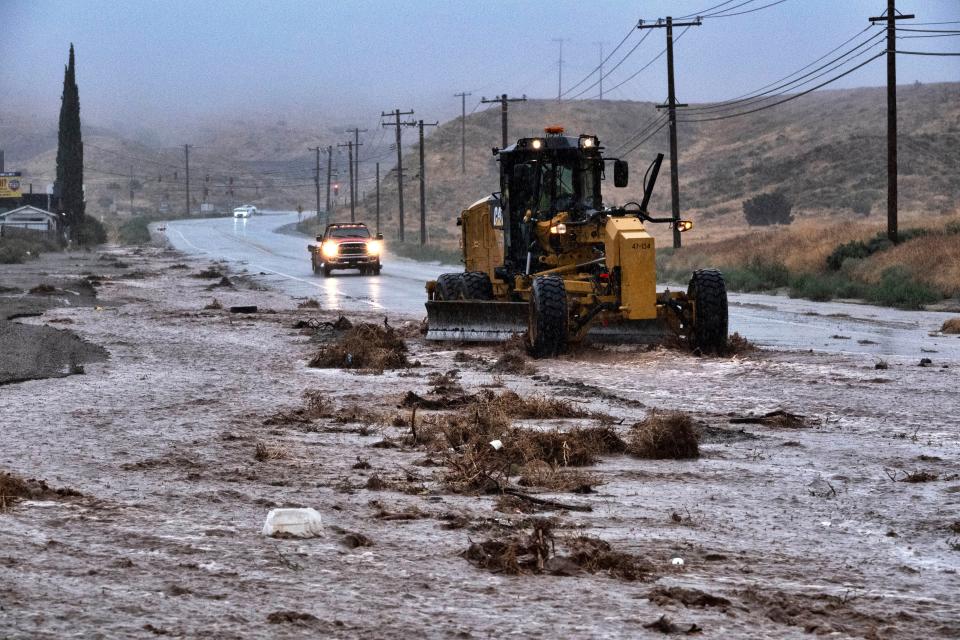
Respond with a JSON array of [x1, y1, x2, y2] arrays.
[[327, 227, 370, 238]]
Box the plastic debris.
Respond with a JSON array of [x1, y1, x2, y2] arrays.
[[262, 507, 323, 538], [671, 557, 684, 566], [489, 439, 503, 450]]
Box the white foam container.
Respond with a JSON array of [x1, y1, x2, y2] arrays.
[[262, 507, 323, 538]]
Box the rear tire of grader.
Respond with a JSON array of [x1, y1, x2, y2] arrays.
[[688, 268, 729, 354], [460, 271, 494, 300], [435, 273, 463, 301], [528, 275, 568, 358]]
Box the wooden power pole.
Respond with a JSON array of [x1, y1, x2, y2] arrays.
[[480, 94, 527, 149], [454, 91, 472, 174], [183, 144, 191, 217], [308, 146, 321, 224], [641, 16, 701, 249], [381, 108, 415, 242], [375, 161, 380, 236], [417, 119, 438, 246], [870, 0, 914, 244], [345, 127, 367, 218]]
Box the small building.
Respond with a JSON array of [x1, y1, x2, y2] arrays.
[[0, 205, 61, 234]]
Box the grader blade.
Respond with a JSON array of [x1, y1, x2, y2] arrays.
[[585, 319, 672, 344], [425, 301, 528, 342]]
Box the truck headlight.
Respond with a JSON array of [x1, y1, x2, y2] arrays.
[[367, 240, 383, 255], [321, 241, 339, 259]]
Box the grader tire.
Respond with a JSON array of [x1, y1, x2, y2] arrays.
[[435, 273, 463, 301], [688, 268, 728, 354], [528, 275, 568, 358], [460, 271, 494, 300]]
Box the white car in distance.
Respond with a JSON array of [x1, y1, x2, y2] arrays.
[[233, 205, 258, 218]]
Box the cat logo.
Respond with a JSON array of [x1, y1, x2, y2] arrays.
[[492, 205, 503, 228]]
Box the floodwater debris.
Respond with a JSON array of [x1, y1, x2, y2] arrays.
[[229, 305, 258, 314], [262, 507, 323, 538], [266, 611, 318, 625], [729, 409, 808, 429], [940, 317, 960, 334], [647, 586, 730, 609], [0, 470, 82, 510], [629, 412, 700, 459], [308, 323, 412, 371]]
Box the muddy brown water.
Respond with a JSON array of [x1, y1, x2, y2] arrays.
[[0, 245, 957, 638]]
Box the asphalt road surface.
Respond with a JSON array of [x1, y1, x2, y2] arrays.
[[162, 212, 960, 363]]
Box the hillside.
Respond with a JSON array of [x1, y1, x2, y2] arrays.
[[3, 83, 958, 246], [354, 82, 960, 249]]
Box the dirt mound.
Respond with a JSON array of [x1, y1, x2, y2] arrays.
[[1, 470, 81, 509], [629, 412, 700, 459], [940, 317, 960, 334], [28, 283, 57, 295], [308, 323, 412, 371], [648, 586, 731, 608], [193, 267, 224, 279], [266, 611, 318, 625], [729, 409, 809, 428]]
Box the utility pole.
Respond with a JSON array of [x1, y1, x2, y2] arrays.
[[593, 41, 606, 99], [870, 1, 914, 244], [324, 145, 333, 227], [552, 38, 568, 100], [381, 108, 415, 242], [337, 141, 358, 222], [417, 119, 438, 246], [183, 144, 191, 217], [480, 94, 527, 149], [345, 127, 367, 215], [454, 91, 472, 174], [308, 146, 321, 225], [375, 162, 381, 236], [641, 16, 701, 249], [129, 165, 134, 216]]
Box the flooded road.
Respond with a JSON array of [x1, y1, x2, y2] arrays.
[[163, 213, 960, 363]]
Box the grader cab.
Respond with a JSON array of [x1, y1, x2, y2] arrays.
[[425, 127, 728, 357]]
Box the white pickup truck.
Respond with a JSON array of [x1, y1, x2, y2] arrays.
[[233, 205, 258, 218]]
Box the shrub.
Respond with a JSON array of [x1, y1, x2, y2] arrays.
[[117, 216, 152, 245], [723, 259, 790, 291], [826, 240, 870, 271], [866, 266, 940, 310], [75, 217, 108, 246], [742, 191, 793, 226]]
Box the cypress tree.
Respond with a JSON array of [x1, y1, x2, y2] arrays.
[[55, 43, 85, 242]]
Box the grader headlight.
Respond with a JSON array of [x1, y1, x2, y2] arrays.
[[676, 220, 694, 232], [549, 223, 567, 235]]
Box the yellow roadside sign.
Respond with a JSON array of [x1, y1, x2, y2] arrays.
[[0, 172, 22, 198]]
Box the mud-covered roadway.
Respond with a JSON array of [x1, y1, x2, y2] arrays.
[[0, 245, 958, 639]]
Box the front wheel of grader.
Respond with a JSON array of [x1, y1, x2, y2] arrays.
[[528, 275, 568, 358], [435, 273, 463, 301], [687, 268, 729, 354]]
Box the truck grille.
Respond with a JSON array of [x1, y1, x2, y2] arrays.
[[339, 242, 366, 256]]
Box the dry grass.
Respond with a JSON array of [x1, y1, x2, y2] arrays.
[[628, 412, 700, 460], [297, 298, 320, 309], [518, 464, 600, 492], [263, 389, 332, 425], [462, 519, 554, 575], [308, 323, 412, 372], [203, 298, 223, 310], [853, 233, 960, 295], [941, 318, 960, 334]]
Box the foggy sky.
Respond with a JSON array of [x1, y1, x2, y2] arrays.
[[2, 0, 959, 137]]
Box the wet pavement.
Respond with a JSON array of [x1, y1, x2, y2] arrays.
[[163, 213, 960, 363]]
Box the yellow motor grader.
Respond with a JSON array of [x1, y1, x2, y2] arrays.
[[425, 127, 727, 357]]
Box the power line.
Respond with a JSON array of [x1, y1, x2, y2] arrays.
[[610, 112, 668, 155], [564, 30, 654, 100], [594, 27, 690, 99], [677, 0, 738, 20], [683, 26, 876, 111], [703, 0, 791, 19], [561, 23, 638, 97], [678, 51, 885, 122], [619, 119, 670, 158], [893, 49, 960, 55], [683, 30, 886, 113]]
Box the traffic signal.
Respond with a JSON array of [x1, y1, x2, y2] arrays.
[[333, 183, 340, 196]]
